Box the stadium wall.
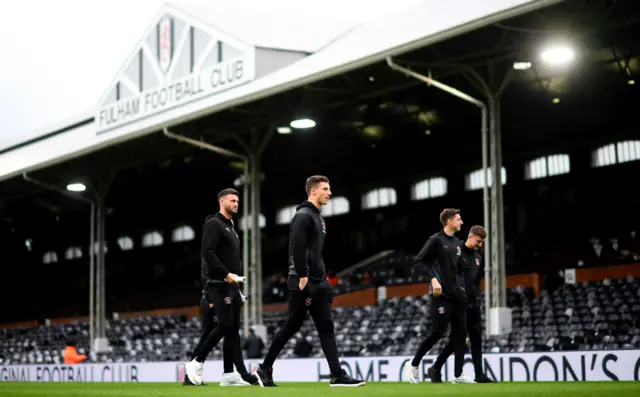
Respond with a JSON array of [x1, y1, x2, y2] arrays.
[[2, 350, 640, 382]]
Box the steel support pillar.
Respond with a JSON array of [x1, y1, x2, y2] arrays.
[[89, 203, 95, 351], [235, 129, 274, 330], [249, 151, 259, 327], [486, 67, 515, 334], [489, 96, 507, 311], [94, 179, 110, 352], [242, 159, 251, 334], [253, 129, 273, 326], [22, 173, 98, 350], [89, 175, 114, 353], [488, 63, 513, 335], [250, 160, 259, 326], [487, 93, 508, 316], [95, 197, 103, 347]]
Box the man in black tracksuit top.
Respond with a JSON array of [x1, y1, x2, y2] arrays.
[[184, 188, 258, 387], [255, 176, 363, 388], [404, 208, 475, 384], [428, 225, 495, 383]]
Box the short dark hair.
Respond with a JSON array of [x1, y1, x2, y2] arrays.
[[469, 225, 487, 239], [305, 175, 329, 195], [218, 188, 239, 200], [439, 208, 460, 226]]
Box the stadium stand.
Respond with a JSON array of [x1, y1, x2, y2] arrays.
[[2, 275, 638, 365], [1, 3, 640, 385], [2, 141, 639, 323]]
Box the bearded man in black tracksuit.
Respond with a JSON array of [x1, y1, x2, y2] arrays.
[[428, 225, 495, 383], [184, 188, 258, 387], [404, 208, 475, 384], [254, 176, 363, 388]]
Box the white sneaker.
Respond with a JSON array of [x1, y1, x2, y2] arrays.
[[185, 359, 204, 385], [452, 374, 476, 384], [403, 361, 420, 384], [220, 372, 251, 387]]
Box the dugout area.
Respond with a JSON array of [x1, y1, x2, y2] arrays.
[[1, 0, 640, 362]]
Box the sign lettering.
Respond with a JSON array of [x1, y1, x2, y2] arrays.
[[1, 364, 138, 382], [97, 57, 252, 133], [3, 350, 640, 383]]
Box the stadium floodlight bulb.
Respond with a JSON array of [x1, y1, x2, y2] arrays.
[[513, 62, 532, 70], [540, 44, 575, 66], [66, 183, 86, 192], [290, 118, 316, 129]]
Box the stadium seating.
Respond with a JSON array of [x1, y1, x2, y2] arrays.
[[333, 230, 640, 291], [1, 277, 638, 365]]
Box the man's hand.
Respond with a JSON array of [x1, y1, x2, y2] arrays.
[[299, 276, 309, 291], [225, 273, 240, 284], [431, 278, 442, 297]]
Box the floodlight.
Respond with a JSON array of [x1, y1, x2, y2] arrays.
[[513, 62, 532, 70], [277, 126, 292, 134], [66, 183, 86, 192], [290, 118, 316, 129], [540, 44, 575, 66]]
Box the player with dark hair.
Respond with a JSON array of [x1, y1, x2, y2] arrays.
[[254, 176, 364, 387], [404, 208, 475, 384], [184, 188, 259, 387], [427, 225, 495, 383]]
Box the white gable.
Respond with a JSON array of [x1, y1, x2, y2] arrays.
[[96, 3, 256, 133]]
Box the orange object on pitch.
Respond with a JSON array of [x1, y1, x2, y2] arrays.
[[63, 345, 87, 364]]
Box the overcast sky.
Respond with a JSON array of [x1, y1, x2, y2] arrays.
[[0, 0, 426, 148]]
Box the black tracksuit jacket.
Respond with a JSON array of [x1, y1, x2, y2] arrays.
[[200, 213, 242, 292], [414, 230, 467, 302], [287, 201, 327, 281], [459, 243, 484, 308]]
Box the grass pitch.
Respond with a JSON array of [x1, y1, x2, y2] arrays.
[[1, 381, 640, 397]]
